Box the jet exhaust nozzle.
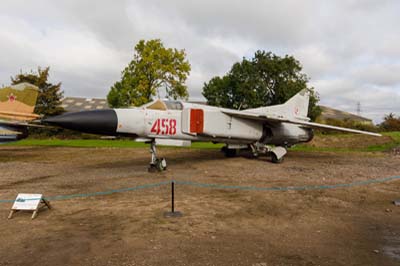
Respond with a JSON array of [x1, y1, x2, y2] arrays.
[[44, 109, 118, 135]]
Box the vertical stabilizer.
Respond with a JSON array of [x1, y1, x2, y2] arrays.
[[0, 83, 40, 121], [247, 89, 310, 120], [283, 89, 310, 118]]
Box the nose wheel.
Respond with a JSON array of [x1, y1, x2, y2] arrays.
[[148, 140, 167, 172]]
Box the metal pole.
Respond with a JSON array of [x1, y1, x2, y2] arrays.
[[171, 181, 175, 213], [164, 180, 182, 218]]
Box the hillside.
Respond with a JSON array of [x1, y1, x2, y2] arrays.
[[292, 132, 400, 152]]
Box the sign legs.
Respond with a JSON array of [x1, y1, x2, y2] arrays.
[[7, 210, 15, 219], [8, 194, 51, 220]]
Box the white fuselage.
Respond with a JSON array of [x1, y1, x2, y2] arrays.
[[114, 102, 313, 146]]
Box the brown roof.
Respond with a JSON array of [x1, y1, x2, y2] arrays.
[[61, 97, 109, 113], [319, 105, 372, 122]]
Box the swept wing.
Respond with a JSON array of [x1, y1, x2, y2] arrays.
[[221, 109, 381, 137]]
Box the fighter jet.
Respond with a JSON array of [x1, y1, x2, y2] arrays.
[[0, 83, 40, 144], [45, 89, 380, 171]]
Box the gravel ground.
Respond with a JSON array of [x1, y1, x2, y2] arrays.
[[1, 146, 400, 266]]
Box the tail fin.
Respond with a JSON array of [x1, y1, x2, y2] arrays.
[[248, 89, 310, 120], [0, 83, 40, 121], [283, 89, 310, 118]]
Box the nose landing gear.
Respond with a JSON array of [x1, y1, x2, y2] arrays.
[[148, 140, 167, 172]]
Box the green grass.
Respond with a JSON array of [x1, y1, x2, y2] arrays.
[[383, 131, 400, 142], [289, 145, 354, 153], [290, 132, 400, 153], [5, 132, 400, 153], [5, 139, 224, 149], [363, 132, 400, 152]]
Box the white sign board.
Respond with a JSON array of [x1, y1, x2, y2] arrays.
[[11, 193, 42, 211]]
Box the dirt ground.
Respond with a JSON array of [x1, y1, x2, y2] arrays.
[[1, 146, 400, 266]]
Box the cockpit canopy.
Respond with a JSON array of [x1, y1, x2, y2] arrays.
[[141, 99, 183, 111]]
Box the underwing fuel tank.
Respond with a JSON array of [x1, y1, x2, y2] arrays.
[[44, 110, 118, 135]]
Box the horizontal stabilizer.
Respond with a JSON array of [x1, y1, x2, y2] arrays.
[[0, 120, 48, 128], [0, 111, 39, 120], [0, 129, 22, 135], [0, 83, 40, 121]]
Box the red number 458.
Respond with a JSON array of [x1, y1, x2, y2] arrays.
[[151, 119, 177, 135]]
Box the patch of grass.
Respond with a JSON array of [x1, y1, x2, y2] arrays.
[[289, 145, 355, 153], [363, 132, 400, 152], [5, 132, 400, 152], [189, 142, 224, 149], [5, 139, 146, 148], [5, 139, 224, 149], [383, 131, 400, 142], [291, 132, 400, 153]]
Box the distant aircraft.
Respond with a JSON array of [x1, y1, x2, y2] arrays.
[[0, 83, 40, 144], [45, 89, 380, 171]]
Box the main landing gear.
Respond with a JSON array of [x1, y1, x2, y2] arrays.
[[148, 140, 167, 172], [250, 143, 287, 163], [221, 146, 237, 157], [269, 146, 286, 163]]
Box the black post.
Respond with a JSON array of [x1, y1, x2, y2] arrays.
[[164, 180, 182, 218], [171, 181, 175, 213]]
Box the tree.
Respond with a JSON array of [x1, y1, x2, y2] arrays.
[[108, 39, 191, 107], [202, 51, 321, 121], [379, 113, 400, 131], [11, 67, 64, 117]]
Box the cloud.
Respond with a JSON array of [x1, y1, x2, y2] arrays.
[[0, 0, 399, 122], [351, 64, 400, 87], [314, 78, 400, 123]]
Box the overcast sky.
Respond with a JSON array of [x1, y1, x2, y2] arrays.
[[1, 0, 399, 122]]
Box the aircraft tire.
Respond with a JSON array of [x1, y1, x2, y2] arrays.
[[148, 164, 158, 172], [156, 158, 167, 171], [225, 148, 237, 158], [271, 153, 284, 163]]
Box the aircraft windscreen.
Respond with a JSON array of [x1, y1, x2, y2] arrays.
[[143, 99, 183, 110], [163, 101, 183, 110]]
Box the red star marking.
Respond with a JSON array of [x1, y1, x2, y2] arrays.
[[8, 93, 16, 103], [294, 107, 299, 115]]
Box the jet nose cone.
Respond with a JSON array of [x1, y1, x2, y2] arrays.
[[44, 109, 118, 135]]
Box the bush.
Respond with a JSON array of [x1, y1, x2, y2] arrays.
[[379, 113, 400, 132]]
